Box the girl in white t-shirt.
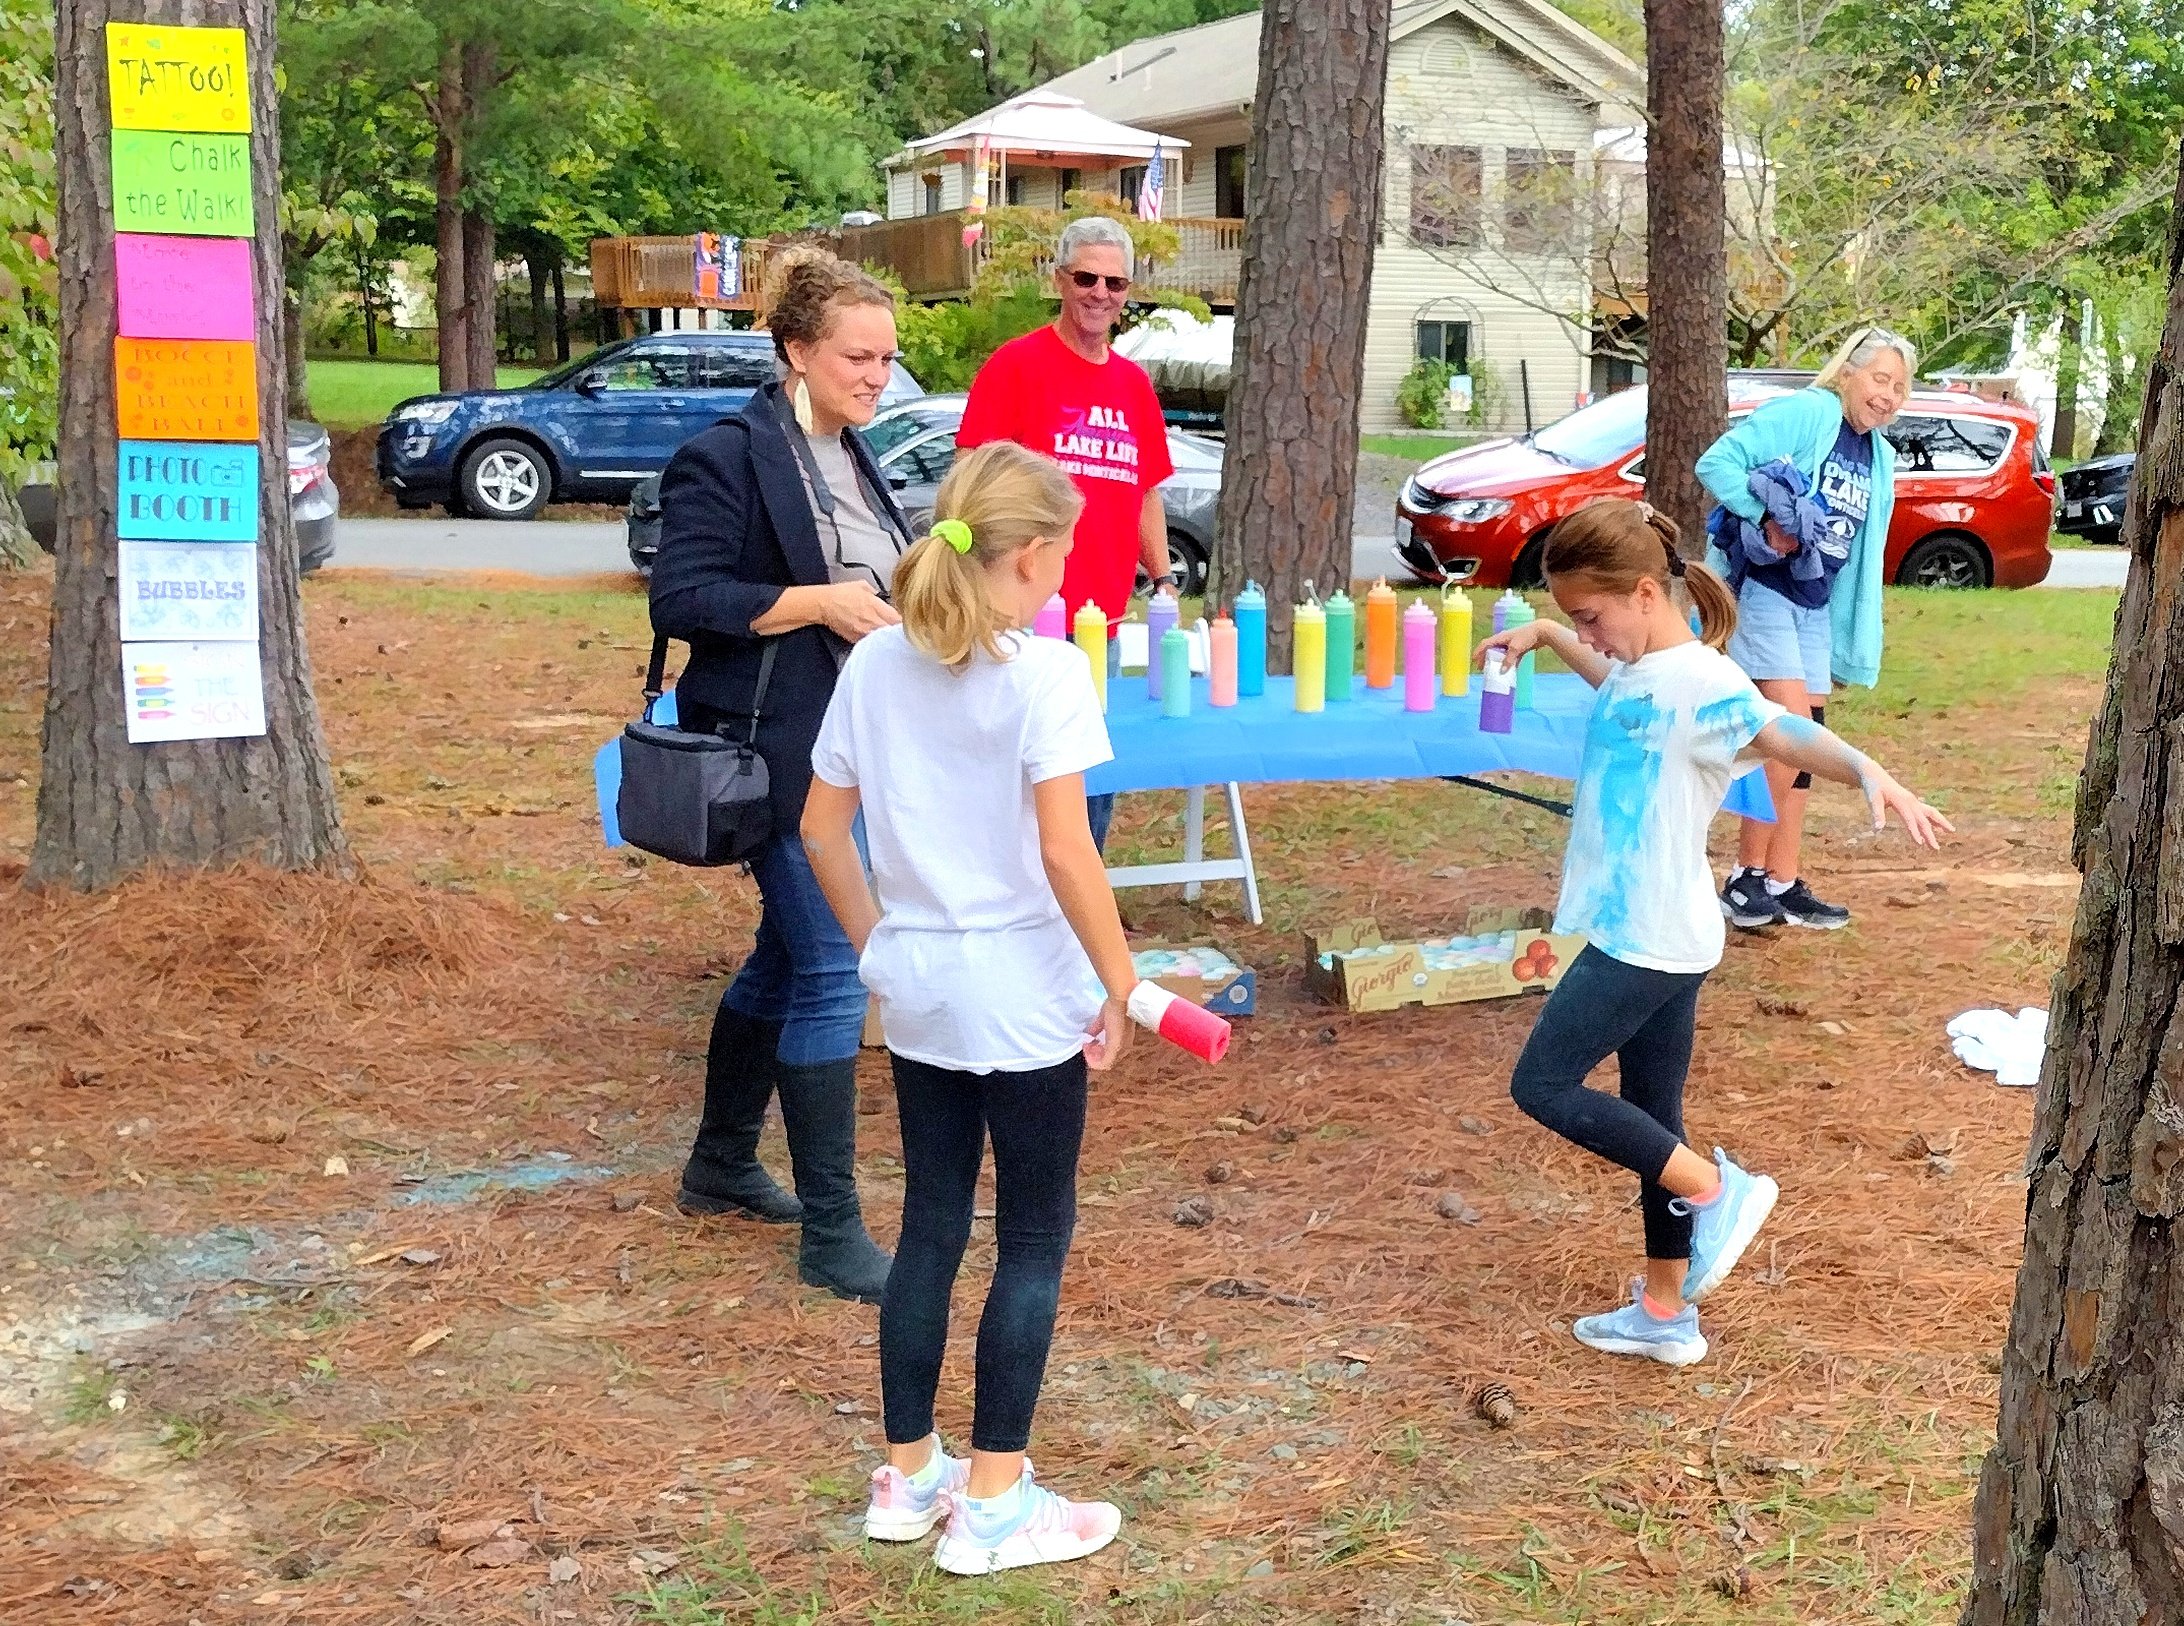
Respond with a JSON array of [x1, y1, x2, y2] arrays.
[[1478, 498, 1950, 1366], [801, 441, 1135, 1575]]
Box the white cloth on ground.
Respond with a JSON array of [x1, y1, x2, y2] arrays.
[[1946, 1007, 2048, 1087]]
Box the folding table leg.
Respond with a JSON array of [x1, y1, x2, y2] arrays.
[[1183, 786, 1206, 902], [1223, 781, 1263, 925]]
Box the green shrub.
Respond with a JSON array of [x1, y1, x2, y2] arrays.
[[1397, 359, 1456, 430]]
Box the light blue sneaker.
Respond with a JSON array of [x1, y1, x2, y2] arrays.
[[1573, 1280, 1708, 1366], [1676, 1149, 1779, 1303]]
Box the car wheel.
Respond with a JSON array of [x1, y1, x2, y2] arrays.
[[1896, 532, 1992, 589], [1509, 532, 1550, 590], [1168, 531, 1210, 597], [459, 437, 551, 521]]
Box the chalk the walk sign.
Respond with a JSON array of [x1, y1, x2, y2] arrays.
[[105, 21, 267, 742]]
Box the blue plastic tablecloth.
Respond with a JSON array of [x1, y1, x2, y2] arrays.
[[594, 670, 1773, 846]]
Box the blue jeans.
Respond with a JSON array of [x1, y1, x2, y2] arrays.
[[1086, 794, 1115, 853], [880, 1050, 1086, 1453], [1510, 946, 1707, 1261], [721, 829, 867, 1067]]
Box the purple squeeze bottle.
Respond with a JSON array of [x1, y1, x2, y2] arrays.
[[1479, 648, 1516, 734]]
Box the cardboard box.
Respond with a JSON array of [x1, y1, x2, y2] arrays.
[[1131, 941, 1256, 1016], [1306, 908, 1584, 1013]]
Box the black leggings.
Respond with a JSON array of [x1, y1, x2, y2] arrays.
[[880, 1051, 1087, 1454], [1510, 946, 1707, 1261]]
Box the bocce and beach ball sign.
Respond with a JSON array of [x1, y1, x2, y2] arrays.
[[103, 22, 269, 744]]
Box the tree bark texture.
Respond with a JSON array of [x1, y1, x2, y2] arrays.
[[433, 36, 467, 394], [1640, 0, 1728, 546], [283, 286, 310, 419], [1212, 0, 1390, 659], [33, 0, 347, 890], [463, 203, 496, 386], [1963, 143, 2184, 1625], [551, 258, 569, 362]]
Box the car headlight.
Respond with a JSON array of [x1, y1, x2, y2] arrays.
[[395, 401, 460, 429], [1442, 498, 1511, 523]]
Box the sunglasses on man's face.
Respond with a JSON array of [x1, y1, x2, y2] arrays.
[[1065, 269, 1132, 294]]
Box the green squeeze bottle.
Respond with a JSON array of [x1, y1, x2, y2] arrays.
[[1324, 587, 1356, 702]]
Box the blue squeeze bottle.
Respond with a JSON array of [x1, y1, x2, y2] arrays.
[[1234, 580, 1268, 697]]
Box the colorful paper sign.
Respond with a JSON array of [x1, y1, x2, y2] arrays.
[[119, 542, 259, 642], [111, 130, 254, 238], [117, 439, 259, 541], [115, 234, 255, 341], [115, 337, 258, 442], [122, 640, 266, 743], [106, 23, 251, 134]]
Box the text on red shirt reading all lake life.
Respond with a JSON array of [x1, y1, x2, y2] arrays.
[[1051, 405, 1146, 486]]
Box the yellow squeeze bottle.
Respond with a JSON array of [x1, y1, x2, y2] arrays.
[[1073, 601, 1108, 712], [1293, 596, 1327, 713], [1439, 589, 1472, 697]]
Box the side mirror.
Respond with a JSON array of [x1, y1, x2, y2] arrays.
[[573, 372, 603, 396], [887, 470, 909, 490]]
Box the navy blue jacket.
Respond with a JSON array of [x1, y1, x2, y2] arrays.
[[648, 382, 910, 833]]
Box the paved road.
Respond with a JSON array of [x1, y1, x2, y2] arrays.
[[328, 515, 2128, 592]]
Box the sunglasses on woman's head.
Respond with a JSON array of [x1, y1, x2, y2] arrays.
[[1066, 269, 1131, 293]]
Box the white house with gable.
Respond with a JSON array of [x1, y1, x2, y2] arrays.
[[870, 1, 1645, 434]]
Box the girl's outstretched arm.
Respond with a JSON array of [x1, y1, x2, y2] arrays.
[[1750, 714, 1954, 849], [1033, 774, 1137, 1072], [801, 778, 880, 952], [1476, 617, 1613, 688]]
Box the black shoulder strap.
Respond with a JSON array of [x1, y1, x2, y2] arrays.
[[643, 635, 777, 747]]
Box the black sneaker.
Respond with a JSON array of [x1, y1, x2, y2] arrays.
[[1720, 870, 1786, 929], [1773, 878, 1851, 930]]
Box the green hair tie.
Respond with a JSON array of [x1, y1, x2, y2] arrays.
[[932, 518, 974, 555]]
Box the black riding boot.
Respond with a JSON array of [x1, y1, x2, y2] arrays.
[[677, 1002, 803, 1223], [775, 1056, 893, 1304]]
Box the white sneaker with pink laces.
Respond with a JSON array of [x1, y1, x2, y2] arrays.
[[863, 1441, 970, 1542], [932, 1465, 1121, 1575]]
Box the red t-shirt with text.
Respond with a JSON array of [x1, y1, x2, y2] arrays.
[[958, 325, 1174, 628]]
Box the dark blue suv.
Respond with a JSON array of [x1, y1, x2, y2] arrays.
[[374, 332, 923, 520]]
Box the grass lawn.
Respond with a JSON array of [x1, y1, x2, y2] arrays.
[[0, 565, 2125, 1624], [305, 357, 546, 430], [1361, 432, 1482, 461]]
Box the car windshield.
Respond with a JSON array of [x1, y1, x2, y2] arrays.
[[1528, 388, 1650, 467], [528, 346, 621, 391]]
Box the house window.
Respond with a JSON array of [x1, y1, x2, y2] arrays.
[[1504, 148, 1576, 255], [1058, 166, 1081, 201], [1416, 321, 1471, 370], [921, 173, 943, 215], [1216, 144, 1248, 218], [1409, 145, 1482, 249], [1119, 165, 1148, 209], [1004, 173, 1026, 206]]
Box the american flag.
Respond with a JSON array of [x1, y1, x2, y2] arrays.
[[1138, 143, 1165, 222]]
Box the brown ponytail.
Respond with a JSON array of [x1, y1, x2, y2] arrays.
[[1542, 498, 1738, 650]]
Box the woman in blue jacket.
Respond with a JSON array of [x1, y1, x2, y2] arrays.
[[1697, 327, 1912, 931]]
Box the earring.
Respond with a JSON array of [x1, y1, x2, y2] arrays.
[[792, 377, 816, 434]]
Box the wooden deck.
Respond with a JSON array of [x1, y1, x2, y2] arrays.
[[590, 215, 1243, 311]]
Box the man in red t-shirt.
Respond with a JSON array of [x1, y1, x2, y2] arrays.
[[960, 215, 1173, 848]]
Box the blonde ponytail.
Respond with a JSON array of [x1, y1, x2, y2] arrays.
[[893, 443, 1084, 669]]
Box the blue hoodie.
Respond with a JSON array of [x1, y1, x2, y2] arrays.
[[1697, 388, 1895, 688]]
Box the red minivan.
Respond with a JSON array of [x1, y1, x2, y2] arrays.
[[1394, 380, 2054, 590]]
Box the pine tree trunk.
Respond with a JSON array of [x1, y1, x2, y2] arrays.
[[284, 286, 311, 419], [551, 258, 569, 362], [433, 36, 467, 394], [527, 248, 550, 365], [33, 0, 347, 890], [463, 204, 496, 386], [2053, 294, 2082, 461], [1211, 0, 1390, 659], [0, 477, 36, 571], [1640, 0, 1728, 545], [1963, 142, 2184, 1624]]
